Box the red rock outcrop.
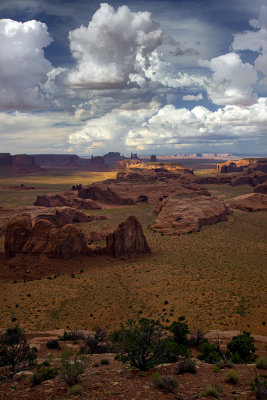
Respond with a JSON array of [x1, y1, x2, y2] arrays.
[[78, 184, 135, 205], [106, 216, 151, 258], [151, 194, 230, 235], [217, 158, 267, 174], [34, 193, 101, 209], [0, 206, 107, 235], [4, 215, 89, 258], [231, 193, 267, 212], [4, 214, 32, 257], [254, 183, 267, 194]]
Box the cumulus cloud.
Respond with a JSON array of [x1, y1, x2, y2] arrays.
[[0, 19, 53, 111], [232, 5, 267, 83], [182, 93, 203, 101], [66, 3, 163, 88], [69, 97, 267, 153], [199, 52, 258, 106]]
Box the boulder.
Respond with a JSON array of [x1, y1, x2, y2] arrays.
[[4, 214, 32, 257], [151, 194, 230, 235], [106, 216, 151, 257], [231, 193, 267, 212], [86, 225, 114, 243]]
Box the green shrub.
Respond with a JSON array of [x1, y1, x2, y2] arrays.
[[212, 365, 221, 373], [152, 373, 178, 393], [174, 357, 197, 375], [256, 357, 267, 370], [198, 340, 220, 364], [46, 339, 60, 349], [225, 370, 239, 384], [201, 384, 221, 397], [250, 375, 267, 400], [0, 325, 37, 373], [58, 350, 87, 386], [154, 337, 188, 364], [169, 321, 189, 346], [31, 361, 58, 385], [100, 358, 109, 365], [68, 384, 83, 397], [110, 318, 163, 370], [227, 331, 255, 363], [225, 360, 234, 368], [58, 330, 84, 342]]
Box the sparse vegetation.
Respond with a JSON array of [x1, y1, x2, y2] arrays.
[[152, 373, 178, 393], [174, 357, 197, 375], [58, 350, 87, 386], [31, 361, 58, 385], [225, 370, 239, 384], [256, 357, 267, 370], [67, 384, 83, 397], [83, 326, 108, 354], [201, 384, 221, 397]]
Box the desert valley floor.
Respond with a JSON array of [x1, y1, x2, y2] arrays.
[[0, 167, 266, 336]]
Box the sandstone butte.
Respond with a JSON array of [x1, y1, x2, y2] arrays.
[[231, 193, 267, 212], [106, 215, 151, 257], [150, 194, 230, 235]]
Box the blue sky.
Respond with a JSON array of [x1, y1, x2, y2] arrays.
[[0, 0, 266, 156]]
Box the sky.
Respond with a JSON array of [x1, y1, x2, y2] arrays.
[[0, 0, 267, 156]]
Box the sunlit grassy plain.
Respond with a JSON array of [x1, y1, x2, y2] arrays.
[[0, 169, 266, 335]]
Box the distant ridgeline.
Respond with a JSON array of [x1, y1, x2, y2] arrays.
[[0, 152, 127, 174], [217, 158, 267, 174]]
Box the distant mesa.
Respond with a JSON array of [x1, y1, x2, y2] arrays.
[[217, 158, 267, 174], [150, 154, 157, 162], [0, 153, 44, 174]]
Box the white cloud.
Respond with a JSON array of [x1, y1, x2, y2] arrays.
[[182, 93, 203, 101], [66, 3, 163, 89], [0, 19, 53, 111], [199, 52, 258, 106], [68, 97, 267, 153], [232, 5, 267, 82]]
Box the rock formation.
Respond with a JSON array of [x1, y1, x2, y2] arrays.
[[4, 214, 32, 257], [254, 182, 267, 194], [231, 194, 267, 212], [5, 215, 89, 258], [106, 216, 151, 257], [0, 206, 107, 235], [217, 158, 267, 174], [34, 193, 101, 210], [151, 194, 230, 235]]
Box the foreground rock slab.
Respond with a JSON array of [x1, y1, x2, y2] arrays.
[[151, 194, 230, 235], [106, 216, 151, 257], [231, 193, 267, 212]]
